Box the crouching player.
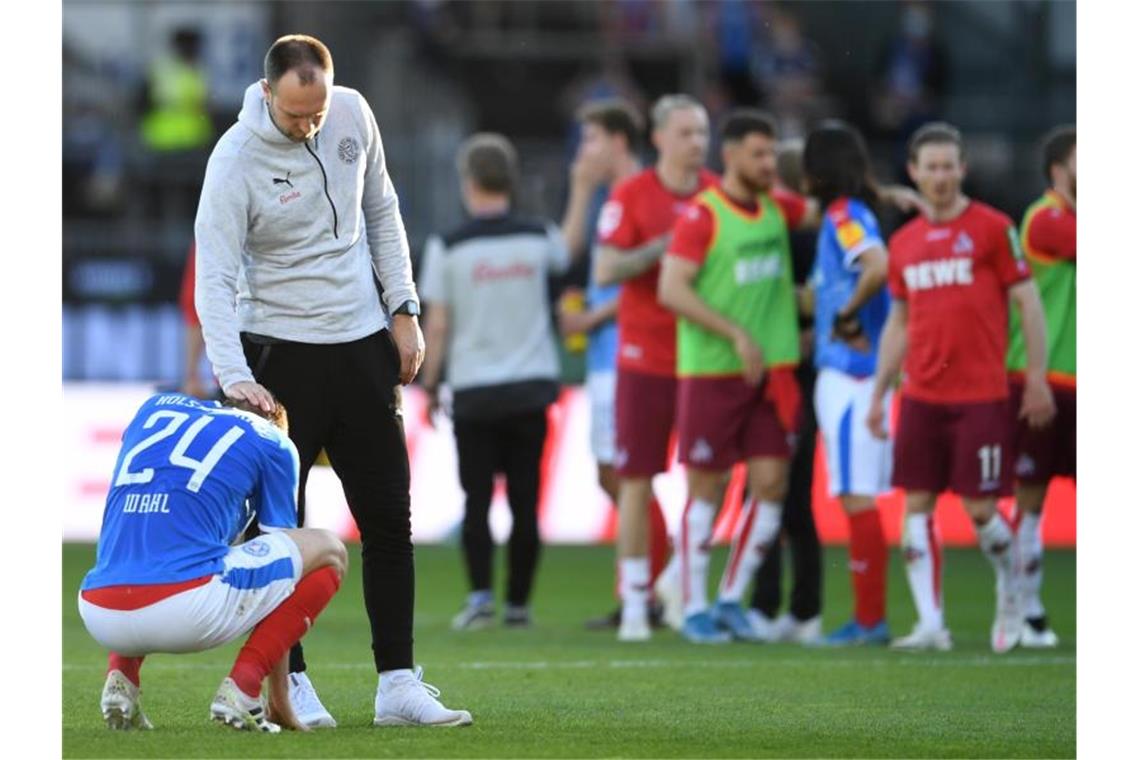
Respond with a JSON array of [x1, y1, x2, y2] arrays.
[[78, 392, 346, 732]]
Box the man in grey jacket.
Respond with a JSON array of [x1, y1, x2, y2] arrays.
[[195, 34, 471, 729]]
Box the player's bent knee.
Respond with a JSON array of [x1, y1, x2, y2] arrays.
[[287, 528, 348, 579]]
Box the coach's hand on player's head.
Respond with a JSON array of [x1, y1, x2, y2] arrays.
[[1020, 374, 1057, 430], [391, 314, 426, 385], [732, 327, 766, 387], [224, 380, 277, 414], [867, 395, 889, 440]]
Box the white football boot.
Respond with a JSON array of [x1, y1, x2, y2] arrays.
[[653, 556, 684, 631], [100, 670, 153, 731], [890, 625, 953, 652], [991, 576, 1024, 654], [617, 612, 651, 642], [289, 671, 337, 728], [373, 666, 473, 727], [209, 677, 280, 733], [1020, 621, 1060, 648]]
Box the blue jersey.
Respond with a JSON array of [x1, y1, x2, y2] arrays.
[[81, 393, 300, 590], [585, 185, 620, 375], [811, 198, 891, 378]]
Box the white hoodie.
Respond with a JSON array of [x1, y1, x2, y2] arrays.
[[194, 81, 417, 392]]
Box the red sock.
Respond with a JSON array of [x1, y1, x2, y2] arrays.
[[849, 509, 887, 627], [108, 653, 144, 687], [229, 566, 341, 698], [648, 497, 669, 586]]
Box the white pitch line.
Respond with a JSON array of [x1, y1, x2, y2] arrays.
[[63, 655, 1074, 672]]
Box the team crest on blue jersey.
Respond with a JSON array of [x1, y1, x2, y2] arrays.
[[242, 540, 272, 557]]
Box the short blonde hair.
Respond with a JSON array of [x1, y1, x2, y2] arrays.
[[650, 94, 705, 132]]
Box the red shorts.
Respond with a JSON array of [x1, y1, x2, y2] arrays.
[[615, 368, 677, 477], [892, 395, 1013, 499], [1008, 380, 1076, 483], [677, 376, 794, 471]]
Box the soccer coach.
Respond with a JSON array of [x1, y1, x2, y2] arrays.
[[194, 35, 471, 728]]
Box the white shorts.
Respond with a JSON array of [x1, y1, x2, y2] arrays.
[[814, 367, 893, 498], [586, 370, 617, 465], [78, 533, 303, 656]]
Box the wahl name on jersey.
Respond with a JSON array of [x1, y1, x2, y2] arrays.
[[122, 492, 171, 514]]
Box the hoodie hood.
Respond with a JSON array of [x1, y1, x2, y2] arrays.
[[237, 81, 296, 146]]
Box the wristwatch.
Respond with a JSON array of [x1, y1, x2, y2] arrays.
[[392, 300, 420, 317]]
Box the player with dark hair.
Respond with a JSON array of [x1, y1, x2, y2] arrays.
[[658, 109, 811, 643], [1006, 125, 1076, 648], [558, 99, 654, 630], [801, 121, 894, 646], [868, 122, 1054, 653], [78, 392, 345, 733]]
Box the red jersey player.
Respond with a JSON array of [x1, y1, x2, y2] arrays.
[[867, 123, 1055, 653], [1006, 126, 1076, 649], [593, 94, 718, 641]]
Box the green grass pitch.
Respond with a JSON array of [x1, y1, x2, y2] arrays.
[[63, 542, 1074, 758]]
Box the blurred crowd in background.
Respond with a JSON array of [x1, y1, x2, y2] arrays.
[[62, 0, 1075, 385]]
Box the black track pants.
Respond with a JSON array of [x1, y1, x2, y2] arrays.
[[242, 329, 413, 673], [453, 410, 547, 607]]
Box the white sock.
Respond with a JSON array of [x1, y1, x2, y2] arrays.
[[718, 499, 782, 603], [976, 513, 1015, 579], [680, 498, 716, 618], [659, 550, 681, 587], [1017, 512, 1046, 618], [902, 514, 943, 631], [619, 557, 650, 625]]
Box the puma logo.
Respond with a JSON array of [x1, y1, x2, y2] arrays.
[[273, 171, 293, 189]]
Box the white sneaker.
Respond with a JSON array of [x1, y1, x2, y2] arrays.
[[617, 614, 651, 642], [890, 625, 953, 652], [373, 666, 473, 727], [451, 599, 495, 631], [210, 677, 280, 733], [745, 610, 781, 643], [289, 671, 337, 728], [1020, 622, 1060, 648], [788, 615, 824, 646], [100, 670, 153, 731], [771, 612, 823, 644], [653, 556, 684, 631], [769, 613, 797, 642], [991, 577, 1023, 654]]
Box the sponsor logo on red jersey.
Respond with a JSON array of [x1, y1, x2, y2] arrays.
[[902, 258, 974, 291]]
